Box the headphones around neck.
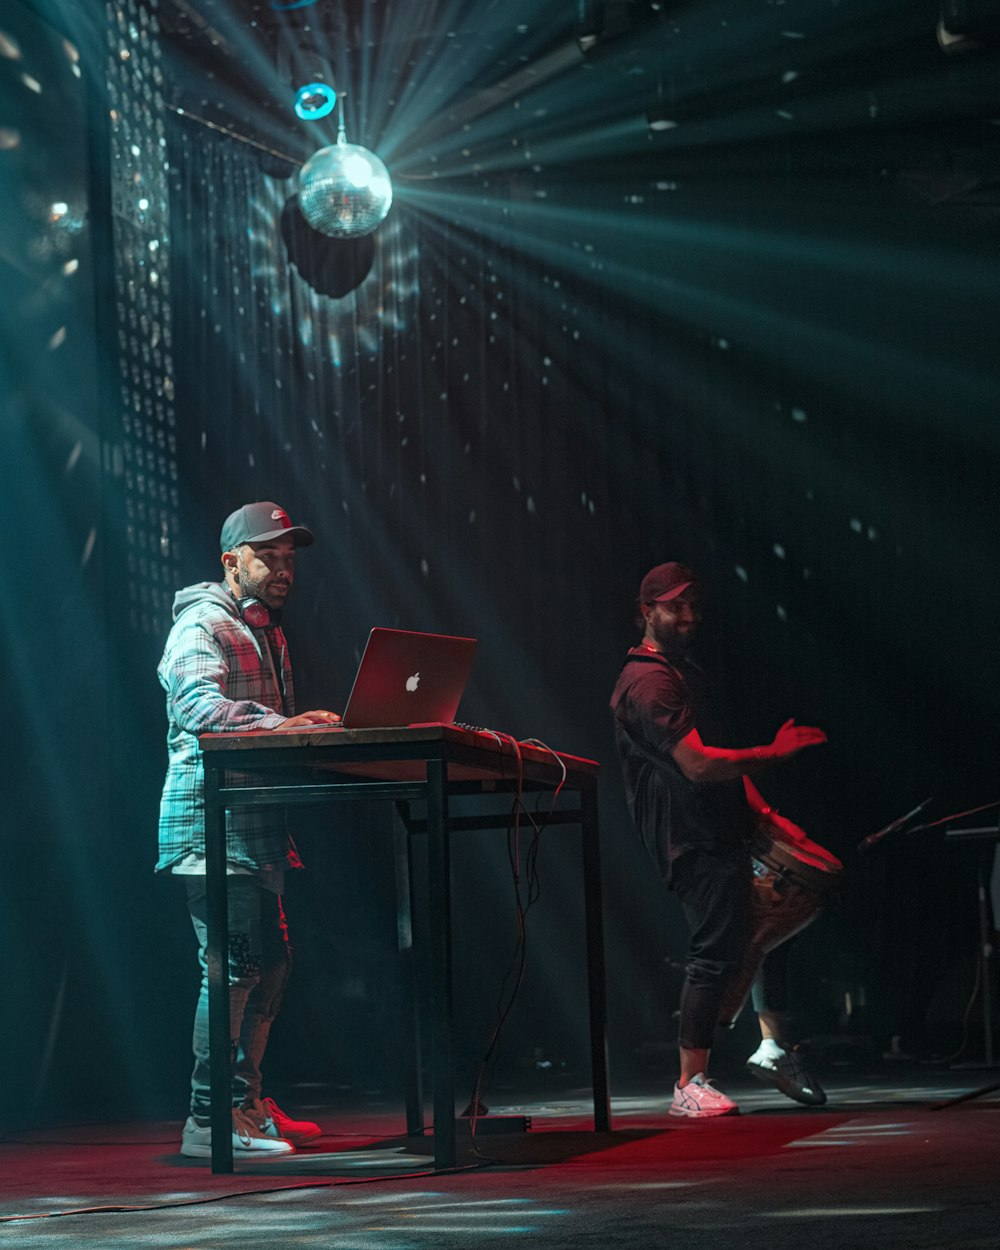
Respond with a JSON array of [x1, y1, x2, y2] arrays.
[[225, 584, 279, 630], [238, 597, 273, 629]]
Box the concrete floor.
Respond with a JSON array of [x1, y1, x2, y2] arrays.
[[2, 1067, 998, 1248]]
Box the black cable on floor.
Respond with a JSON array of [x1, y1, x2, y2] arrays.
[[0, 1159, 493, 1223]]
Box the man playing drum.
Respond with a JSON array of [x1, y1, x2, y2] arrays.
[[610, 562, 829, 1118]]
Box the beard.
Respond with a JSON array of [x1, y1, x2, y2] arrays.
[[236, 559, 287, 612], [650, 617, 696, 656]]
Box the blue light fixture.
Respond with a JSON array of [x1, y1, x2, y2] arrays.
[[294, 81, 336, 121]]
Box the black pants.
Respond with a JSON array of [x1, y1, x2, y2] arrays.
[[671, 847, 791, 1050]]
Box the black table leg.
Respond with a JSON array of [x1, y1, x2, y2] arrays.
[[425, 758, 456, 1168], [581, 780, 611, 1133], [977, 845, 995, 1068], [393, 801, 424, 1136]]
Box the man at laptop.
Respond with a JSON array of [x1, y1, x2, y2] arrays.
[[157, 501, 341, 1158]]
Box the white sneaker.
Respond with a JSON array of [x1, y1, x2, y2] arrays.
[[669, 1073, 739, 1118], [180, 1108, 295, 1157], [746, 1045, 826, 1106]]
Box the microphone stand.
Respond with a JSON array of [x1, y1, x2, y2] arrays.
[[902, 798, 1000, 839], [931, 799, 1000, 1107], [858, 797, 1000, 1101], [856, 797, 934, 855]]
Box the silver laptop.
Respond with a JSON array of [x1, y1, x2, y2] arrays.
[[340, 627, 478, 729]]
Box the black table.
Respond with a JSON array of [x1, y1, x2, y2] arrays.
[[199, 724, 611, 1172]]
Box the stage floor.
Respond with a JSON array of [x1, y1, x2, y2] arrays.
[[2, 1066, 998, 1248]]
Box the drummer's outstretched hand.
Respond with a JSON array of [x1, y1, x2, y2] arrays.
[[769, 718, 827, 760]]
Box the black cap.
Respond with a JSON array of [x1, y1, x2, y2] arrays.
[[220, 502, 314, 552], [638, 562, 697, 603]]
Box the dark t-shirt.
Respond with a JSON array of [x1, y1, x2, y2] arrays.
[[609, 647, 752, 883]]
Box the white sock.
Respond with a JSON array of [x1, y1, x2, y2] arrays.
[[755, 1038, 786, 1060]]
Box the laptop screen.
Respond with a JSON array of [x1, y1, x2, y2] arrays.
[[340, 628, 478, 729]]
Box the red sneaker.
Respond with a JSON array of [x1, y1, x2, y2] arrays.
[[244, 1097, 322, 1146]]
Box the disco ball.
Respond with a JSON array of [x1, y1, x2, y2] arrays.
[[297, 142, 393, 238]]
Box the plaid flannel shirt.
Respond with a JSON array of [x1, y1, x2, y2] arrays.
[[156, 581, 298, 873]]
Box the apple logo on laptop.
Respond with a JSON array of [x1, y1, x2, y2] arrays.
[[405, 672, 420, 692]]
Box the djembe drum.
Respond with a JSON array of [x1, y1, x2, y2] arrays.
[[718, 821, 843, 1028]]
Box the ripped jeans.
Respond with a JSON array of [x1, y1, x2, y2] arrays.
[[184, 877, 292, 1118]]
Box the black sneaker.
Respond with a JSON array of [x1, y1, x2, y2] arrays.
[[746, 1045, 826, 1106]]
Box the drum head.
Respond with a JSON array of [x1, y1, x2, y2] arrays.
[[751, 825, 843, 889]]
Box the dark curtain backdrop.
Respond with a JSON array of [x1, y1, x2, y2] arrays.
[[162, 110, 999, 1090]]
